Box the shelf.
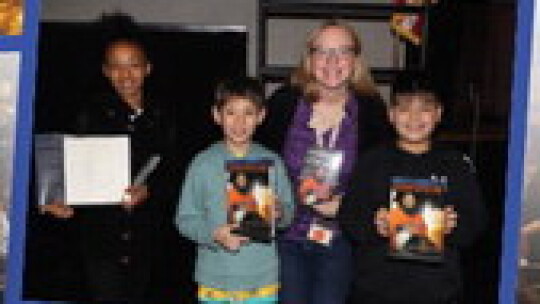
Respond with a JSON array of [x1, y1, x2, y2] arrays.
[[257, 0, 433, 83], [262, 1, 431, 20]]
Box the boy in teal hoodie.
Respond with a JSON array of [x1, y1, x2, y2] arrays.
[[176, 77, 294, 304]]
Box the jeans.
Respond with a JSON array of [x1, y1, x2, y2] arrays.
[[278, 237, 353, 304]]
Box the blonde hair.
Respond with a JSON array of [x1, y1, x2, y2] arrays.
[[291, 19, 380, 102]]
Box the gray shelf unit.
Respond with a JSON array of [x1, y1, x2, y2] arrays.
[[257, 0, 432, 84]]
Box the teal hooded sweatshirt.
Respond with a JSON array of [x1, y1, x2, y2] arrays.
[[175, 142, 294, 291]]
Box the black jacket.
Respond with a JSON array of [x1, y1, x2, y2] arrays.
[[338, 143, 486, 304], [72, 92, 181, 300], [256, 85, 393, 155]]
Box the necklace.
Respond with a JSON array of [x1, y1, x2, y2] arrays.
[[309, 94, 347, 132]]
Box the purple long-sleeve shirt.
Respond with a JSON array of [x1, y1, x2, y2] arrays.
[[282, 98, 359, 241]]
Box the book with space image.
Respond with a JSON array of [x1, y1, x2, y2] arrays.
[[298, 148, 344, 246], [225, 159, 276, 242], [388, 176, 447, 262], [298, 148, 343, 207]]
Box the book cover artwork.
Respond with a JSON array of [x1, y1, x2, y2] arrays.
[[225, 159, 275, 243], [299, 148, 343, 246], [298, 148, 343, 206], [388, 176, 447, 262]]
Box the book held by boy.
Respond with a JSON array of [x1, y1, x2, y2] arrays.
[[225, 159, 276, 243], [387, 176, 447, 262]]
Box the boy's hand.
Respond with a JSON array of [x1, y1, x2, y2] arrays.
[[213, 224, 249, 251], [312, 195, 341, 218], [121, 185, 149, 211], [272, 201, 282, 221], [269, 192, 282, 221], [443, 206, 458, 234], [39, 201, 74, 219], [374, 207, 390, 237]]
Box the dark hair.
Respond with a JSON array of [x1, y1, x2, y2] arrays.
[[214, 76, 265, 109], [98, 13, 150, 63], [390, 72, 441, 106]]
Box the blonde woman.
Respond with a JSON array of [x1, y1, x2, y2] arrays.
[[258, 20, 391, 304]]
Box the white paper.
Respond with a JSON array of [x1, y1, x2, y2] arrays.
[[64, 136, 130, 205]]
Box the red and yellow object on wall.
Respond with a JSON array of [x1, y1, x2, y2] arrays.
[[390, 0, 437, 46]]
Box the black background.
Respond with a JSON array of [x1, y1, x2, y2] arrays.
[[23, 21, 246, 303]]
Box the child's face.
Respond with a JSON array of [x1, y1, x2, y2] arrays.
[[388, 93, 442, 145], [102, 41, 151, 101], [212, 96, 266, 149]]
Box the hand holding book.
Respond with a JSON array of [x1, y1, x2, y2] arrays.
[[271, 193, 282, 221], [312, 194, 341, 218], [39, 201, 74, 219], [375, 206, 458, 237], [121, 185, 149, 211], [374, 207, 390, 237], [443, 206, 457, 234], [213, 223, 250, 251], [120, 155, 159, 210], [374, 206, 458, 237], [40, 184, 150, 217]]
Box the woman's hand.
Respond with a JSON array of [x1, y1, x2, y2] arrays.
[[374, 207, 390, 237], [312, 195, 341, 218]]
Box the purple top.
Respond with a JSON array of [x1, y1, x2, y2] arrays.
[[282, 97, 359, 241]]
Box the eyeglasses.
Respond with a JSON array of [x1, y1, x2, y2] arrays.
[[309, 46, 357, 59]]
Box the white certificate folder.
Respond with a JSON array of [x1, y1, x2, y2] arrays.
[[34, 134, 130, 206]]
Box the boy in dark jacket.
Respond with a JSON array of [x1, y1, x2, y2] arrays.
[[338, 73, 486, 304]]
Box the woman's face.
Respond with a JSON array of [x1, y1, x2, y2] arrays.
[[309, 26, 357, 90]]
